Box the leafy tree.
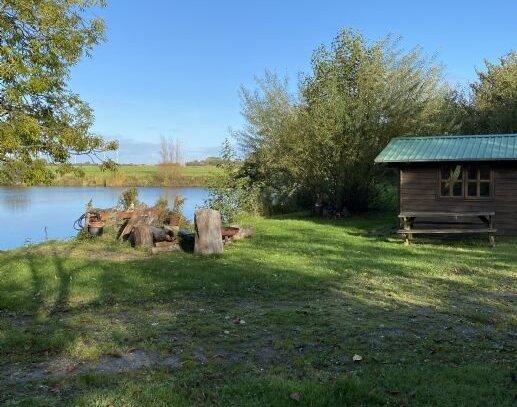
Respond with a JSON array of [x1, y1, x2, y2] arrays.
[[206, 139, 260, 223], [299, 30, 452, 210], [235, 72, 302, 210], [0, 0, 117, 185], [118, 187, 139, 210], [469, 51, 517, 134], [237, 29, 454, 211]]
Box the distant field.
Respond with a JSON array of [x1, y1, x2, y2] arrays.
[[53, 165, 222, 187]]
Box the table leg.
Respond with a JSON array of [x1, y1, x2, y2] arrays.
[[409, 217, 415, 242], [402, 216, 413, 245], [489, 214, 495, 247]]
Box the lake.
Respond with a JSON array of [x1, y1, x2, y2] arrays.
[[0, 186, 209, 251]]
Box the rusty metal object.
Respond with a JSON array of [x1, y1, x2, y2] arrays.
[[221, 227, 240, 238], [87, 221, 105, 236]]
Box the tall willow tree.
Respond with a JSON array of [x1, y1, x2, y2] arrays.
[[237, 29, 454, 211], [299, 30, 450, 210], [235, 72, 302, 210], [0, 0, 117, 185], [469, 51, 517, 134]]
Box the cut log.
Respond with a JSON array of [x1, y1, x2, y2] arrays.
[[154, 240, 178, 247], [151, 226, 172, 242], [118, 210, 141, 240], [194, 208, 223, 255], [133, 225, 154, 247], [151, 242, 181, 254], [118, 208, 159, 240]]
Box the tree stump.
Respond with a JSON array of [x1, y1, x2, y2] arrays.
[[194, 208, 223, 255], [133, 225, 154, 247]]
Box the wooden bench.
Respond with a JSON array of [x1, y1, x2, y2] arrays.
[[397, 211, 496, 247]]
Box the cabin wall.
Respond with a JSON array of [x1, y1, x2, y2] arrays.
[[399, 164, 517, 235]]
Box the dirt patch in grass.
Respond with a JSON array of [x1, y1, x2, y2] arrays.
[[1, 349, 168, 385], [0, 341, 284, 386]]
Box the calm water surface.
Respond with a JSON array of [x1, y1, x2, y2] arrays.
[[0, 186, 209, 250]]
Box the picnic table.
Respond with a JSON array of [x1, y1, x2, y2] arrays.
[[397, 211, 496, 247]]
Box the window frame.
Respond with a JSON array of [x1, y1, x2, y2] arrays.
[[437, 164, 494, 200], [438, 164, 465, 199]]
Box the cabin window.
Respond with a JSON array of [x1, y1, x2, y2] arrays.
[[466, 165, 492, 198], [439, 165, 492, 199], [440, 165, 463, 197]]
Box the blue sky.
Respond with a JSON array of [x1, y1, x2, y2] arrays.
[[70, 0, 517, 164]]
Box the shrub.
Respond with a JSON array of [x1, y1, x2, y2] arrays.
[[118, 187, 139, 210], [368, 181, 397, 212], [205, 139, 261, 223]]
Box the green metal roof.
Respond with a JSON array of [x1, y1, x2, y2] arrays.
[[375, 134, 517, 163]]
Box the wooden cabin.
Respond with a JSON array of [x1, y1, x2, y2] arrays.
[[375, 134, 517, 244]]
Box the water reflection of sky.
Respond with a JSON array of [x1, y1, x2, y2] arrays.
[[0, 187, 208, 250]]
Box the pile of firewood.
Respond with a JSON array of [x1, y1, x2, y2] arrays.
[[113, 207, 185, 253], [86, 206, 254, 255]]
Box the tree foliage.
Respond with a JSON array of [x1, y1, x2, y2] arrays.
[[0, 0, 117, 185], [206, 139, 260, 223], [469, 51, 517, 134], [237, 30, 455, 211]]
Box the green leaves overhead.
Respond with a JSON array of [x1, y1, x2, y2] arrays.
[[0, 0, 117, 185]]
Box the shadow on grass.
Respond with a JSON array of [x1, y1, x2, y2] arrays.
[[0, 213, 515, 406]]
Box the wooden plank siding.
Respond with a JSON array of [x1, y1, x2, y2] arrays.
[[399, 164, 517, 235]]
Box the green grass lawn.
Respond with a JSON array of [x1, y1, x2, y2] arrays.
[[0, 214, 515, 406], [53, 165, 222, 187]]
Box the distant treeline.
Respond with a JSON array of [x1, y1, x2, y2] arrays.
[[185, 157, 224, 166]]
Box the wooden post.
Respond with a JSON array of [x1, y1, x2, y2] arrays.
[[402, 216, 411, 245], [84, 210, 90, 233], [489, 214, 495, 248], [133, 225, 154, 247], [194, 208, 223, 255]]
